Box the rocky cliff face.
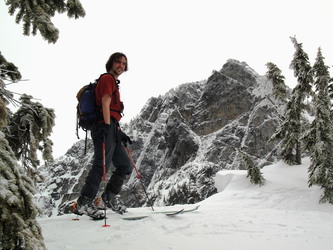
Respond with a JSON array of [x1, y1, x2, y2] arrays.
[[36, 59, 285, 216]]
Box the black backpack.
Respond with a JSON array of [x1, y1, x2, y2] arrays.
[[76, 74, 108, 153], [76, 82, 97, 133]]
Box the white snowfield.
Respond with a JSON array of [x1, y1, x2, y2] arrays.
[[39, 157, 333, 250]]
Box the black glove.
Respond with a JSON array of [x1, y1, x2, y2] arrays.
[[100, 123, 112, 138], [118, 130, 132, 147]]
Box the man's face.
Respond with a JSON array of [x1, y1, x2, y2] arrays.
[[112, 56, 127, 77]]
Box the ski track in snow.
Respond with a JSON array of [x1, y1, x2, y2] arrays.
[[38, 158, 333, 250]]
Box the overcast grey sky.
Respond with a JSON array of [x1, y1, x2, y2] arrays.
[[1, 0, 332, 158]]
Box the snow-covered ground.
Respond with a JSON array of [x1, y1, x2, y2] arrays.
[[38, 157, 333, 250]]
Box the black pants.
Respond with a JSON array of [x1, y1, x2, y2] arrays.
[[80, 120, 132, 200]]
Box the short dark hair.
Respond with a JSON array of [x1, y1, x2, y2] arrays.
[[105, 52, 128, 72]]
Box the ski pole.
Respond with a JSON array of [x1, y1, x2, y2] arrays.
[[125, 147, 154, 211], [102, 138, 106, 183], [102, 136, 110, 227]]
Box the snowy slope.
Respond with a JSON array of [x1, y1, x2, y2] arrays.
[[38, 157, 333, 250]]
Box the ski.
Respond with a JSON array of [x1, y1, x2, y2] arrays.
[[153, 205, 199, 215], [121, 215, 149, 220], [122, 205, 200, 221], [165, 208, 184, 216], [121, 209, 184, 220]]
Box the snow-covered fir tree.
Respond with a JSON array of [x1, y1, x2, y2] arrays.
[[305, 48, 333, 204], [0, 52, 22, 82], [0, 52, 21, 126], [5, 94, 55, 180], [0, 132, 46, 249], [327, 71, 333, 119], [0, 59, 46, 249], [289, 36, 313, 98], [1, 2, 86, 247], [271, 96, 303, 165], [237, 149, 265, 186], [265, 62, 288, 102], [5, 0, 85, 43], [272, 37, 313, 165]]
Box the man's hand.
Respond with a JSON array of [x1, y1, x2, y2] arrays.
[[118, 130, 132, 147], [101, 124, 112, 139]]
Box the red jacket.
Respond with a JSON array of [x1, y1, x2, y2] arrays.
[[95, 74, 123, 122]]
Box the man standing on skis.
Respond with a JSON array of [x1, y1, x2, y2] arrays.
[[74, 52, 133, 219]]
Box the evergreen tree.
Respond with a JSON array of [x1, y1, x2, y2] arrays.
[[272, 37, 313, 165], [1, 2, 85, 247], [305, 48, 333, 204], [0, 62, 45, 249], [271, 95, 304, 165], [289, 36, 313, 98], [0, 52, 21, 130], [0, 132, 46, 249], [237, 149, 265, 186], [5, 0, 85, 43], [265, 62, 288, 102], [0, 52, 22, 82], [325, 51, 333, 122], [328, 76, 333, 100], [5, 94, 55, 179]]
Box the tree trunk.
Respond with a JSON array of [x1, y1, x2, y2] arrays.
[[296, 141, 302, 165]]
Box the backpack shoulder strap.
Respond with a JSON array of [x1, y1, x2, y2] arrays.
[[96, 73, 120, 92], [95, 73, 113, 83]]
